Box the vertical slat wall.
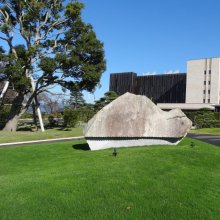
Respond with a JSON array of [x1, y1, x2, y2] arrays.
[[109, 72, 137, 95], [109, 73, 186, 103], [136, 74, 186, 103]]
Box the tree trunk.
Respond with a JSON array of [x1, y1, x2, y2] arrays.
[[3, 93, 27, 132], [3, 115, 21, 132], [32, 102, 38, 131]]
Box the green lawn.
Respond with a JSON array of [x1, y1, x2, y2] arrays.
[[0, 127, 83, 143], [190, 128, 220, 135], [0, 138, 220, 220]]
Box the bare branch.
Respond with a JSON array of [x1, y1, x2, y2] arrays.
[[0, 36, 7, 41], [0, 8, 6, 20], [18, 17, 30, 47], [42, 19, 66, 40], [31, 40, 58, 64], [41, 89, 69, 96], [0, 8, 9, 22], [39, 11, 50, 30]]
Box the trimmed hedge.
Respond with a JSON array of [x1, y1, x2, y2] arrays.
[[63, 106, 95, 128], [185, 108, 220, 128]]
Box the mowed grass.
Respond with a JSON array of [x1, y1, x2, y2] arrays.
[[190, 128, 220, 135], [0, 138, 220, 220], [0, 127, 83, 143]]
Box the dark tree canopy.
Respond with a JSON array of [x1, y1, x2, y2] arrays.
[[0, 0, 105, 93], [0, 0, 106, 131], [95, 91, 118, 111]]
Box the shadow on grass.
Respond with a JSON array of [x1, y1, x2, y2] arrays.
[[55, 127, 72, 131], [72, 143, 90, 151], [17, 127, 34, 132]]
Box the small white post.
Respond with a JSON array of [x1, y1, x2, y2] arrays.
[[30, 76, 45, 132]]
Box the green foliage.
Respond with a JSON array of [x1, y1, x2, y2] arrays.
[[39, 57, 57, 75], [68, 90, 85, 109], [47, 113, 63, 119], [0, 105, 10, 128], [63, 103, 95, 127], [0, 0, 106, 130], [65, 2, 84, 19], [75, 104, 96, 122], [63, 108, 79, 127], [48, 115, 56, 127], [46, 113, 63, 127], [20, 112, 33, 119], [95, 91, 118, 111], [185, 108, 220, 128]]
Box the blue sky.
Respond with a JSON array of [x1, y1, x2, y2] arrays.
[[1, 0, 220, 102], [81, 0, 220, 102]]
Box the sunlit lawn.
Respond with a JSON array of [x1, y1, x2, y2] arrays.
[[190, 128, 220, 135], [0, 138, 219, 219], [0, 127, 83, 143]]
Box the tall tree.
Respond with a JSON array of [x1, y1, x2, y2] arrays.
[[68, 89, 85, 109], [0, 0, 106, 131]]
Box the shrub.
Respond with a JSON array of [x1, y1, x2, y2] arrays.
[[63, 109, 79, 127], [185, 108, 220, 128], [0, 105, 11, 129], [48, 115, 56, 127], [20, 112, 33, 119]]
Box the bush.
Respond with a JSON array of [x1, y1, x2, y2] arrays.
[[63, 109, 79, 127], [76, 107, 96, 123], [48, 115, 56, 127], [0, 105, 11, 129], [20, 112, 33, 119], [185, 108, 220, 128]]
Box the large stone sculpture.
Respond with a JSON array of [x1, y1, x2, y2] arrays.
[[84, 92, 192, 150]]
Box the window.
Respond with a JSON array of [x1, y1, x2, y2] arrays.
[[204, 70, 207, 75], [208, 81, 211, 85], [208, 90, 210, 94], [209, 70, 211, 74], [203, 90, 206, 94], [204, 81, 206, 85], [203, 99, 205, 103], [208, 99, 210, 103]]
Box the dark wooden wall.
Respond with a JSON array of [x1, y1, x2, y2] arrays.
[[109, 73, 186, 103], [109, 72, 137, 95]]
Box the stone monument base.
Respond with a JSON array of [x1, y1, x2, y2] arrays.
[[86, 137, 183, 151]]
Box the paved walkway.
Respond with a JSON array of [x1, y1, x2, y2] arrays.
[[0, 136, 84, 148], [1, 134, 220, 148], [187, 133, 220, 147]]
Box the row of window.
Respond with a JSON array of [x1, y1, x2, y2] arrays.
[[204, 81, 211, 85], [203, 69, 211, 104], [203, 99, 210, 103], [203, 90, 210, 94], [204, 70, 211, 74]]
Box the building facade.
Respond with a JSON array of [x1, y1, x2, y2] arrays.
[[186, 58, 220, 105], [109, 58, 220, 111], [110, 72, 186, 103]]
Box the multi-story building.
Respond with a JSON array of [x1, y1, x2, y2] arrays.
[[109, 58, 220, 111]]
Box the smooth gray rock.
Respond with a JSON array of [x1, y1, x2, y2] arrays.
[[84, 92, 192, 150]]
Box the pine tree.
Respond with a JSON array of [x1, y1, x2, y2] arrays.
[[69, 90, 85, 109], [0, 0, 106, 131]]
